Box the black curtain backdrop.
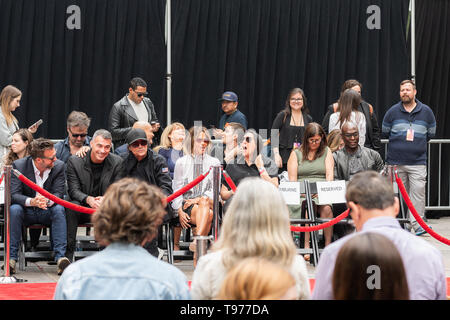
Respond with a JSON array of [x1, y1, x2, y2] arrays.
[[1, 0, 448, 215], [0, 0, 167, 138], [415, 0, 450, 217], [171, 0, 410, 130]]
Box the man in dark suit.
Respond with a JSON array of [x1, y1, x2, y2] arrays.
[[119, 128, 173, 259], [8, 138, 70, 275], [65, 129, 123, 262], [108, 77, 161, 147]]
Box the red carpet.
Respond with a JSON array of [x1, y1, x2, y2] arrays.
[[0, 279, 448, 300]]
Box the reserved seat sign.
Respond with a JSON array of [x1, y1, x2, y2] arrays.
[[278, 181, 301, 205], [316, 180, 346, 205]]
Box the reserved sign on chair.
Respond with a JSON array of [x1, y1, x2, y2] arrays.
[[316, 180, 346, 205]]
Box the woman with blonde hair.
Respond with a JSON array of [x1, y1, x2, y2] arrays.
[[172, 126, 220, 265], [191, 178, 310, 300], [217, 257, 297, 300], [154, 122, 188, 253], [327, 129, 344, 153], [0, 85, 38, 165]]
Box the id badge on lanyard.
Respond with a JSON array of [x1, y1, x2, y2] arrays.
[[406, 123, 414, 142]]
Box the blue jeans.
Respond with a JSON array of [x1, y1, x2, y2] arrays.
[[9, 204, 67, 261]]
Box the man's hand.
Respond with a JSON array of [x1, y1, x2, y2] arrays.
[[75, 146, 91, 158], [31, 194, 48, 210], [86, 196, 102, 209]]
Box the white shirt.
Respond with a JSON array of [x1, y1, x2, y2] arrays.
[[127, 97, 149, 122], [25, 160, 53, 207], [329, 111, 366, 147]]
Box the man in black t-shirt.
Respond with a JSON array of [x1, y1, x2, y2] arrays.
[[65, 129, 123, 262]]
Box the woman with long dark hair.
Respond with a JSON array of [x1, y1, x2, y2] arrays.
[[328, 88, 366, 147], [271, 88, 313, 172], [287, 122, 334, 260]]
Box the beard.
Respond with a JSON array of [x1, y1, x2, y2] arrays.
[[401, 95, 413, 104]]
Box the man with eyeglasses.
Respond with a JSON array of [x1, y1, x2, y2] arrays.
[[7, 138, 70, 275], [65, 129, 123, 263], [55, 111, 92, 163], [333, 122, 384, 181], [118, 128, 173, 259], [109, 77, 160, 148]]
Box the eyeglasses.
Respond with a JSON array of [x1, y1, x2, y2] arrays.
[[290, 98, 303, 102], [195, 138, 210, 144], [40, 155, 56, 161], [343, 133, 359, 138], [244, 136, 254, 143], [308, 138, 321, 145], [135, 91, 148, 97], [68, 128, 88, 138], [130, 140, 148, 148]]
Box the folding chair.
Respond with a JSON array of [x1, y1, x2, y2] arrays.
[[289, 180, 321, 267], [73, 223, 100, 260], [18, 224, 53, 271]]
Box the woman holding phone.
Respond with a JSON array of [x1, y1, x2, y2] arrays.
[[0, 85, 40, 165]]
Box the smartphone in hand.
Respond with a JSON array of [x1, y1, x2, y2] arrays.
[[28, 119, 43, 133]]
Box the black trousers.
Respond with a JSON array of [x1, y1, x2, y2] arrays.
[[65, 201, 92, 262]]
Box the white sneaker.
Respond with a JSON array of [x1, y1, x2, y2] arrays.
[[157, 248, 164, 261]]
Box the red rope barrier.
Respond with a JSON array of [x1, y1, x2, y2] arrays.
[[15, 171, 96, 214], [395, 171, 450, 246], [290, 209, 350, 232], [0, 173, 4, 186], [162, 167, 212, 203], [222, 170, 237, 192], [13, 166, 213, 215]]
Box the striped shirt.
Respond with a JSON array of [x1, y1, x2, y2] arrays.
[[382, 99, 436, 165]]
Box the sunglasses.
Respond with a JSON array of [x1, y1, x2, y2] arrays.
[[135, 91, 148, 97], [40, 155, 56, 161], [195, 138, 210, 144], [130, 140, 148, 148], [343, 133, 359, 138], [68, 128, 88, 138], [244, 136, 254, 143]]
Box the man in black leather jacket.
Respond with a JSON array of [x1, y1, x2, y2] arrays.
[[65, 129, 123, 262], [108, 77, 161, 147], [333, 122, 384, 181]]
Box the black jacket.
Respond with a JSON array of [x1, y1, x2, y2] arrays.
[[120, 148, 174, 220], [333, 146, 384, 181], [66, 151, 123, 205], [11, 156, 66, 206], [322, 101, 382, 151], [108, 95, 159, 146]]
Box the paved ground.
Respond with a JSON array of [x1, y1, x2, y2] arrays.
[[2, 216, 450, 283]]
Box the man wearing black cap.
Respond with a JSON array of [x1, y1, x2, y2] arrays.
[[119, 128, 173, 259], [65, 129, 123, 262], [215, 91, 248, 138]]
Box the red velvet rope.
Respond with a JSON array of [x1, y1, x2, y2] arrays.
[[14, 167, 213, 214], [290, 209, 350, 232], [395, 171, 450, 246], [165, 167, 212, 203], [16, 171, 96, 214], [0, 173, 4, 185], [222, 170, 237, 192]]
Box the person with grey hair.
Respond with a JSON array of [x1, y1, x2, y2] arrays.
[[64, 129, 123, 262], [55, 111, 92, 163], [312, 170, 446, 300]]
